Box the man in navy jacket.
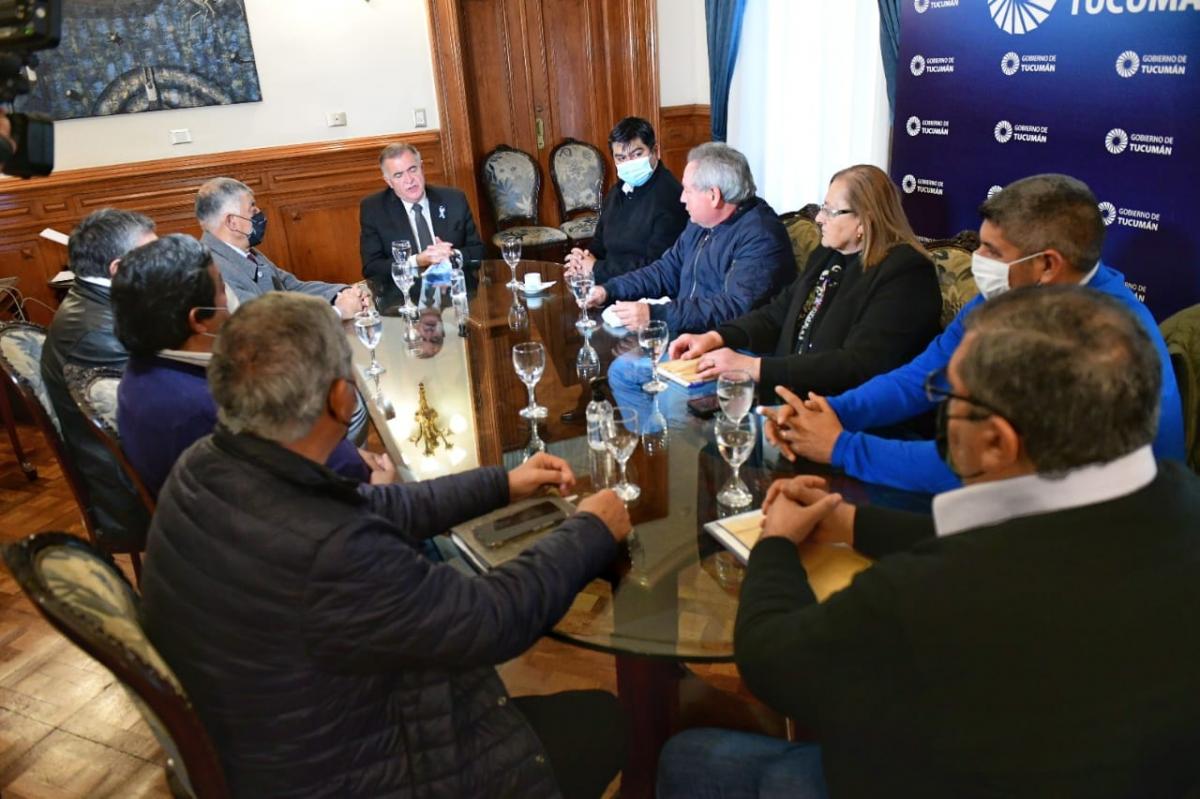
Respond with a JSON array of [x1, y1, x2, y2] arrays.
[[763, 173, 1185, 493], [587, 142, 794, 334]]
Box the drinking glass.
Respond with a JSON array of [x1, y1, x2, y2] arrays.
[[512, 341, 548, 420], [576, 339, 600, 381], [354, 310, 385, 377], [450, 268, 469, 321], [638, 320, 669, 394], [568, 272, 597, 330], [507, 296, 529, 332], [501, 235, 523, 289], [391, 257, 418, 319], [603, 406, 641, 502], [717, 369, 754, 422], [715, 411, 756, 507], [391, 239, 412, 267]]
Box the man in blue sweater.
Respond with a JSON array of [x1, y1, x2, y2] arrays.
[[762, 173, 1185, 493], [585, 142, 794, 334]]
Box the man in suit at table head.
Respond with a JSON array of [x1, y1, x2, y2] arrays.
[[196, 176, 368, 318], [359, 142, 485, 290], [658, 285, 1200, 797]]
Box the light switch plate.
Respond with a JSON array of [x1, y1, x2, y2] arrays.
[[326, 111, 348, 127], [414, 108, 427, 128], [169, 128, 192, 145]]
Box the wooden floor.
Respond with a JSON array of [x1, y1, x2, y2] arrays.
[[0, 421, 619, 798]]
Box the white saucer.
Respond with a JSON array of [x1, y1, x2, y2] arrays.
[[518, 281, 556, 295]]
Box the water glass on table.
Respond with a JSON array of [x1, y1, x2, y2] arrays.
[[714, 411, 756, 508], [603, 406, 641, 502], [502, 235, 523, 289], [354, 310, 385, 377], [512, 341, 548, 420], [717, 369, 754, 422], [638, 320, 669, 394], [568, 272, 597, 330]]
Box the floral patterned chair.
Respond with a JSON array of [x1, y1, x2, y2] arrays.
[[924, 230, 981, 329], [779, 204, 822, 274], [480, 144, 569, 251], [0, 322, 144, 580], [0, 321, 44, 480], [3, 532, 229, 798], [549, 138, 605, 241]]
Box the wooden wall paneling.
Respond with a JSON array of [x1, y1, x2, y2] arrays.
[[426, 0, 484, 223], [600, 0, 661, 131], [0, 131, 444, 315], [659, 104, 712, 179]]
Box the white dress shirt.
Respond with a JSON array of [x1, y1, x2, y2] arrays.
[[932, 445, 1157, 538]]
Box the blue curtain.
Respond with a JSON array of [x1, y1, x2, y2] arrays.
[[705, 0, 747, 142], [877, 0, 902, 120]]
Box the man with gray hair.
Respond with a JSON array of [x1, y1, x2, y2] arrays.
[[586, 141, 794, 333], [359, 142, 484, 290], [141, 292, 631, 798], [41, 207, 157, 549], [660, 285, 1200, 796], [196, 176, 367, 317]]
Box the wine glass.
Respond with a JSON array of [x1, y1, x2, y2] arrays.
[[391, 258, 418, 319], [576, 338, 600, 381], [603, 406, 641, 502], [354, 310, 385, 377], [715, 411, 756, 507], [638, 320, 669, 394], [717, 369, 754, 422], [568, 272, 597, 330], [391, 239, 412, 267], [512, 341, 548, 420], [501, 235, 523, 289], [507, 296, 529, 332]]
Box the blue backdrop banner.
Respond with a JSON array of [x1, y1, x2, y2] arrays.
[[890, 0, 1200, 319]]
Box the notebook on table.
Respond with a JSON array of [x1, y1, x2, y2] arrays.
[[659, 358, 713, 388], [704, 510, 763, 563]]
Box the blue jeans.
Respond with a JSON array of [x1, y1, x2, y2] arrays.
[[656, 728, 828, 799]]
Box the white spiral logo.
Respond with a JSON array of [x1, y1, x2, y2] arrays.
[[902, 175, 917, 194], [1001, 51, 1020, 76], [906, 116, 922, 136], [1105, 128, 1128, 155], [914, 0, 930, 13], [989, 0, 1057, 35], [987, 185, 1004, 199], [910, 55, 926, 76], [1097, 202, 1117, 226], [1116, 50, 1140, 78], [994, 120, 1014, 143]]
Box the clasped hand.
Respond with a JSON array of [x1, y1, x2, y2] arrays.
[[759, 386, 843, 464], [759, 475, 853, 546], [564, 247, 596, 277], [416, 238, 456, 268]]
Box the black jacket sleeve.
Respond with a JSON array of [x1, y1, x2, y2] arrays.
[[756, 246, 941, 399], [717, 273, 805, 351]]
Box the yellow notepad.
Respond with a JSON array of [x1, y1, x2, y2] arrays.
[[659, 358, 712, 387]]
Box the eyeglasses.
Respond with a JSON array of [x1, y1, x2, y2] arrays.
[[924, 367, 1018, 429], [818, 204, 855, 219]]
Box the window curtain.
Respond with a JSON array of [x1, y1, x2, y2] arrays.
[[727, 0, 891, 213], [877, 0, 902, 118], [705, 0, 747, 142]]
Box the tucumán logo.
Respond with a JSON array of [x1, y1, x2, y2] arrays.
[[1098, 201, 1117, 225], [1116, 50, 1140, 77], [1001, 51, 1057, 74], [1072, 0, 1200, 17], [911, 54, 955, 75], [911, 55, 926, 75], [914, 0, 929, 11], [1099, 200, 1161, 231], [1105, 127, 1173, 156], [987, 185, 1005, 199], [991, 0, 1058, 34], [908, 117, 950, 137], [902, 174, 918, 194], [996, 119, 1049, 143], [914, 0, 960, 12]]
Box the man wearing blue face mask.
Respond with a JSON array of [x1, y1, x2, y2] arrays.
[[564, 117, 689, 284], [196, 177, 368, 319], [760, 173, 1185, 493]]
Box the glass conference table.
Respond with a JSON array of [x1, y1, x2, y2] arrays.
[[348, 259, 931, 796]]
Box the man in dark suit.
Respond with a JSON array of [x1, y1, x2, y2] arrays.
[[658, 286, 1200, 798], [359, 142, 485, 290]]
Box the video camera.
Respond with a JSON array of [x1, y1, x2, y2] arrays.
[[0, 0, 60, 178]]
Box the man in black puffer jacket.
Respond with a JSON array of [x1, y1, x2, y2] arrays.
[[140, 292, 631, 798]]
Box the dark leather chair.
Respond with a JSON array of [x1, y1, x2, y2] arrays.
[[0, 322, 145, 579], [2, 532, 230, 798], [549, 138, 605, 241], [480, 144, 569, 251]]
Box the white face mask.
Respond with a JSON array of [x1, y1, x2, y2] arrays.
[[971, 250, 1046, 300]]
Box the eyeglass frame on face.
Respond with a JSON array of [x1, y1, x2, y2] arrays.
[[817, 203, 855, 219], [923, 366, 1018, 430]]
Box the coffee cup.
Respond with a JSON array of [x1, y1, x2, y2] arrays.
[[524, 271, 543, 292]]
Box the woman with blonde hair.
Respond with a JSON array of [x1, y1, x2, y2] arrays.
[[668, 164, 941, 400]]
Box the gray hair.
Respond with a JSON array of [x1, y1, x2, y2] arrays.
[[196, 177, 253, 231], [208, 293, 354, 443], [68, 208, 156, 279], [978, 173, 1104, 274], [379, 142, 422, 169], [960, 285, 1160, 474], [686, 142, 756, 205]]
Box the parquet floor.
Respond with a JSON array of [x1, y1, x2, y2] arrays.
[[0, 421, 619, 798]]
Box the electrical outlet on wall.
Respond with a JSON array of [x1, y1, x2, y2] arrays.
[[326, 111, 348, 127], [169, 128, 192, 145], [414, 108, 427, 128]]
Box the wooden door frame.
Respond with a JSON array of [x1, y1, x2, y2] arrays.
[[425, 0, 661, 231]]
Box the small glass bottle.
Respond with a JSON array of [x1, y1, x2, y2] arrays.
[[586, 399, 612, 451]]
